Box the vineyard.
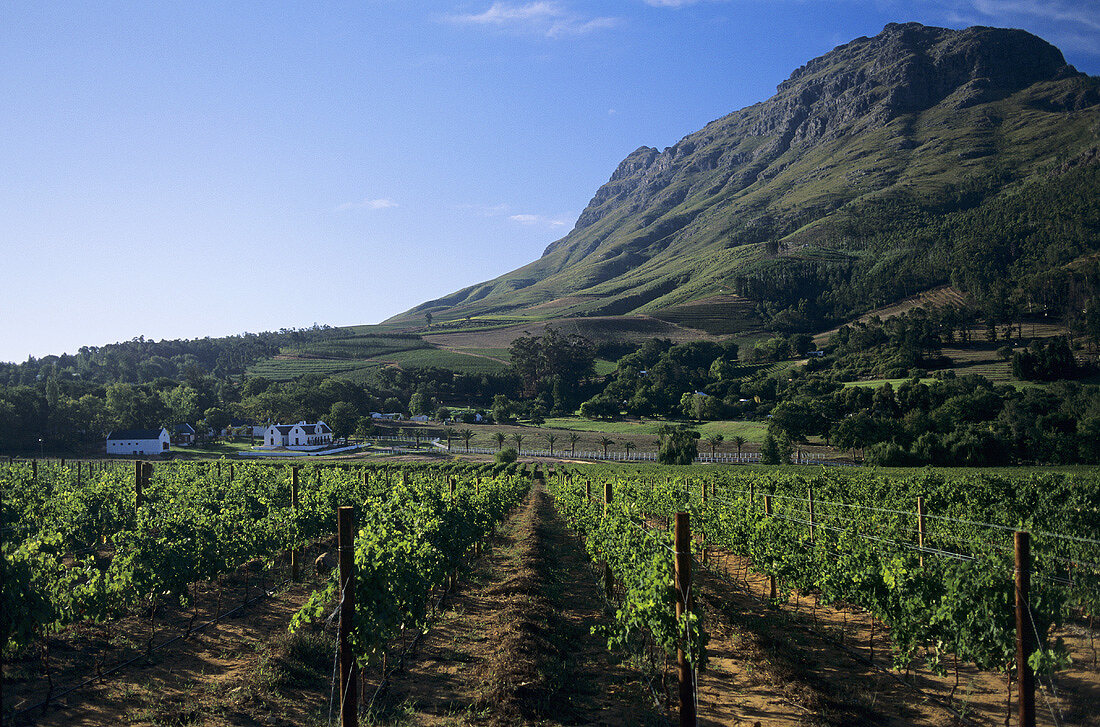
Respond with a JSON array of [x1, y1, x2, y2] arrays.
[[3, 459, 1099, 726]]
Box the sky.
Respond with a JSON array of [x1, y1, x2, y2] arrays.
[[2, 0, 1099, 364]]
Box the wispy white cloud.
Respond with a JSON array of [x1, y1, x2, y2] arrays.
[[335, 198, 398, 212], [445, 2, 620, 38], [927, 0, 1100, 55], [969, 0, 1100, 32], [453, 202, 571, 227], [509, 213, 570, 227]]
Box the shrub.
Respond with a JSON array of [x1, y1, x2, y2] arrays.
[[495, 447, 518, 464]]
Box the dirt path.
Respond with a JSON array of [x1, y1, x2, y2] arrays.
[[371, 482, 663, 726]]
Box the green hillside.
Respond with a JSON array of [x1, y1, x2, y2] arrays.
[[388, 23, 1100, 337]]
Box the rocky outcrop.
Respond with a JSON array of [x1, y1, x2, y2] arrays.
[[569, 23, 1075, 236], [389, 22, 1099, 326]]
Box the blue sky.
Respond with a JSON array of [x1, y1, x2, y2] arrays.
[[2, 1, 1099, 363]]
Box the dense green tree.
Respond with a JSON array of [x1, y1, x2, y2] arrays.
[[202, 407, 231, 440], [656, 424, 698, 465], [327, 402, 359, 439]]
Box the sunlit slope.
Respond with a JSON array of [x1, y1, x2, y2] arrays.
[[387, 23, 1100, 332]]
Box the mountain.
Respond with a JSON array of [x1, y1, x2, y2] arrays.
[[388, 23, 1100, 335]]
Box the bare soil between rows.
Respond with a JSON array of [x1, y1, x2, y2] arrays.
[[369, 481, 663, 726], [690, 545, 1100, 727]]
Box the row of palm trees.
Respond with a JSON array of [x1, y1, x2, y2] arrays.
[[442, 427, 748, 459]]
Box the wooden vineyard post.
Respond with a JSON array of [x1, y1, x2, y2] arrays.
[[763, 495, 776, 600], [337, 507, 358, 727], [1015, 531, 1035, 727], [475, 478, 482, 555], [700, 481, 708, 567], [916, 497, 926, 568], [290, 470, 300, 582], [675, 513, 696, 727], [449, 476, 455, 498], [135, 461, 144, 508], [603, 481, 614, 596], [585, 479, 591, 501], [807, 483, 815, 545], [32, 459, 37, 481], [749, 481, 754, 507]]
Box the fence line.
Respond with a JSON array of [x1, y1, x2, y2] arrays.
[[368, 436, 852, 466]]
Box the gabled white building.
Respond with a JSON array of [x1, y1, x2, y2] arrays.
[[107, 427, 171, 455], [262, 421, 333, 450]]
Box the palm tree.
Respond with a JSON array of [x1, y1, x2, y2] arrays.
[[706, 434, 724, 458], [623, 441, 636, 459], [598, 436, 614, 458], [569, 432, 580, 457], [545, 432, 557, 456], [444, 427, 454, 451], [511, 432, 525, 454], [459, 428, 474, 452], [493, 431, 506, 451], [732, 435, 746, 460]]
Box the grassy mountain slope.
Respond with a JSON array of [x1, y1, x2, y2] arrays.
[[387, 22, 1100, 333]]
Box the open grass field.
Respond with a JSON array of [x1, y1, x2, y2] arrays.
[[536, 416, 770, 444]]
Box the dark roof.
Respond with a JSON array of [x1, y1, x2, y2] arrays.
[[108, 428, 165, 441], [275, 425, 294, 435], [173, 424, 195, 434], [293, 423, 331, 435]]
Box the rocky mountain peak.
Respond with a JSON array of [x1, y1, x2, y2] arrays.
[[569, 23, 1077, 234]]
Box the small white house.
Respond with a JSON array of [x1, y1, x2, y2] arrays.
[[262, 421, 333, 450], [107, 428, 170, 456]]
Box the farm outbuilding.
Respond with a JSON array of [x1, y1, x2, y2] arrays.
[[107, 428, 171, 455]]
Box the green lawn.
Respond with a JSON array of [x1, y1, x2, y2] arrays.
[[170, 441, 255, 459], [593, 358, 618, 376], [542, 417, 668, 435], [695, 420, 769, 443], [843, 377, 938, 388], [540, 416, 769, 443]]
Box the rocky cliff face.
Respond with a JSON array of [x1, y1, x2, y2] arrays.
[[570, 23, 1076, 234], [390, 22, 1099, 326]]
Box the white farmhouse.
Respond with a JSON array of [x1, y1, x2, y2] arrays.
[[262, 421, 333, 450], [107, 428, 171, 456]]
